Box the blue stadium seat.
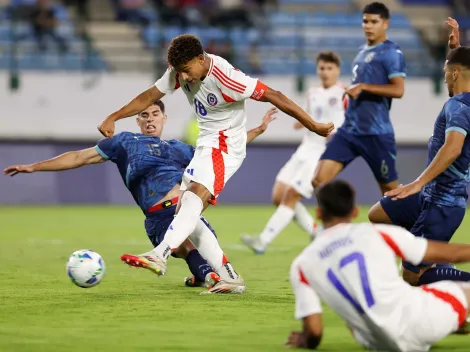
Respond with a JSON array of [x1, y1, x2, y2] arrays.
[[455, 17, 470, 29], [400, 0, 450, 4], [268, 12, 412, 29], [278, 0, 351, 4]]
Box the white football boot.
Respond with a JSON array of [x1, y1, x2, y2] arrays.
[[201, 274, 246, 294], [240, 234, 266, 254]]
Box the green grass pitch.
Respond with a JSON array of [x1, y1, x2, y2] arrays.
[[0, 205, 469, 351]]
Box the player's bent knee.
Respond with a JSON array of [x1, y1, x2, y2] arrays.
[[368, 202, 391, 224], [187, 182, 212, 204], [281, 187, 302, 208], [271, 182, 286, 206], [312, 160, 343, 188]]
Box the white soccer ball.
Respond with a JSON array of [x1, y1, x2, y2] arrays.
[[66, 250, 105, 288]]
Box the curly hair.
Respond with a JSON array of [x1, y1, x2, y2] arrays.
[[167, 34, 204, 68]]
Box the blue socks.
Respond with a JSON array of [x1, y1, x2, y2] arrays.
[[418, 265, 470, 285], [185, 249, 213, 282]]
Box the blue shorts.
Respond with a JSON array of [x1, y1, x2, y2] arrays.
[[144, 206, 217, 248], [380, 193, 422, 231], [320, 128, 398, 184], [402, 200, 465, 273]]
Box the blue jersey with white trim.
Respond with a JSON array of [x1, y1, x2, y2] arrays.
[[342, 40, 406, 135], [422, 93, 470, 208], [95, 132, 194, 212]]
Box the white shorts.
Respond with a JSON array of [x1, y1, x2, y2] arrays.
[[181, 146, 244, 205], [353, 281, 468, 352], [275, 146, 325, 198]]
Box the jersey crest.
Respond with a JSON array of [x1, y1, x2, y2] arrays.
[[364, 52, 375, 63], [207, 93, 218, 106]]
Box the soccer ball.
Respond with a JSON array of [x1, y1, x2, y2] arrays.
[[66, 250, 105, 288]]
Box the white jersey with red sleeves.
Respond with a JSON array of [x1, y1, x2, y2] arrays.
[[154, 54, 266, 158], [300, 83, 346, 149], [290, 223, 469, 351]]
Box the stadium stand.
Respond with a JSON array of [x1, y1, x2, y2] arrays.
[[0, 1, 106, 71], [0, 0, 454, 75]]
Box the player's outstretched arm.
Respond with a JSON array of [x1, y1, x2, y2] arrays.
[[285, 315, 323, 350], [3, 148, 105, 176], [260, 87, 334, 137], [385, 131, 465, 200], [98, 86, 165, 138], [246, 107, 277, 143], [423, 241, 470, 264]]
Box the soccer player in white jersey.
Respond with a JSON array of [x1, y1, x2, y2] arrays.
[[287, 180, 470, 351], [97, 34, 334, 290], [241, 51, 346, 254]]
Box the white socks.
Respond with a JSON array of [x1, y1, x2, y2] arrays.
[[190, 217, 239, 281], [259, 202, 316, 247], [153, 191, 203, 260], [294, 202, 315, 236], [259, 205, 295, 246]]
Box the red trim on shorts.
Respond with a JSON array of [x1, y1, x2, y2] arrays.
[[212, 66, 246, 94], [422, 285, 468, 327], [218, 131, 228, 153], [208, 132, 228, 206], [211, 148, 225, 203], [250, 81, 268, 101], [379, 232, 405, 260], [174, 72, 181, 89], [299, 267, 310, 286]]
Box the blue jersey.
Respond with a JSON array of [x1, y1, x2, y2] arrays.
[[342, 40, 406, 135], [422, 93, 470, 208], [95, 132, 194, 213]]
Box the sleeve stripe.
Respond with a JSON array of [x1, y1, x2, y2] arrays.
[[94, 146, 109, 160], [213, 66, 246, 92], [421, 285, 468, 327], [388, 72, 406, 79], [446, 126, 468, 136], [213, 71, 245, 94], [379, 232, 405, 260], [214, 66, 246, 89]]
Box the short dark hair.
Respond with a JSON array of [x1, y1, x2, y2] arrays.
[[139, 100, 165, 116], [167, 34, 204, 68], [316, 51, 341, 67], [447, 47, 470, 69], [363, 2, 390, 19], [153, 100, 165, 114], [316, 180, 356, 221]]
